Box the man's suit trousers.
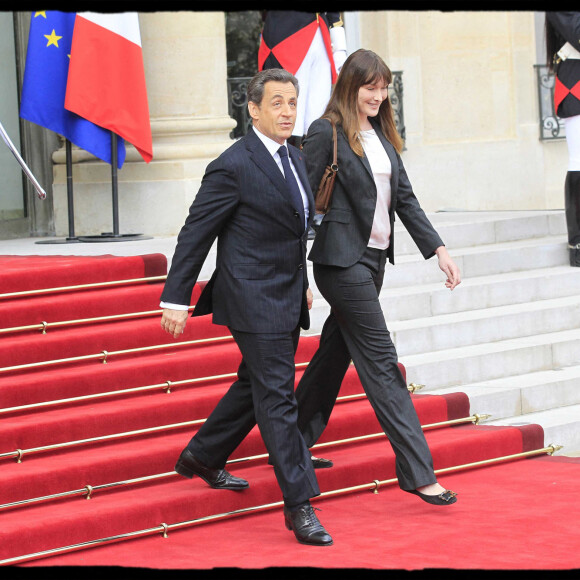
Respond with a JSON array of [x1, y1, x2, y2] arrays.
[[296, 246, 437, 490], [187, 326, 320, 507]]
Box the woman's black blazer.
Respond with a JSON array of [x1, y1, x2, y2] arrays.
[[302, 116, 444, 268]]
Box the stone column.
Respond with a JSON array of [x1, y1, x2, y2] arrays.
[[52, 11, 236, 237]]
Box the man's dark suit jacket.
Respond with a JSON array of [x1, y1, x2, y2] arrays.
[[303, 117, 443, 267], [161, 127, 315, 334]]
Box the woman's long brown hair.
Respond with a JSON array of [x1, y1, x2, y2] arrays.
[[322, 49, 404, 156]]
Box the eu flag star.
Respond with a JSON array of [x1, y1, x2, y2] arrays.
[[44, 29, 62, 48]]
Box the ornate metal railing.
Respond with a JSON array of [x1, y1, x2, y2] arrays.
[[227, 70, 406, 144], [534, 64, 566, 141], [226, 76, 253, 140], [389, 71, 406, 146]]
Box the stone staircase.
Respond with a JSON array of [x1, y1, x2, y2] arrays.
[[306, 210, 580, 457]]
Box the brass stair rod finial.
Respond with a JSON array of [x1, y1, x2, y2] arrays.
[[548, 443, 563, 455], [473, 413, 492, 424], [409, 383, 424, 393]]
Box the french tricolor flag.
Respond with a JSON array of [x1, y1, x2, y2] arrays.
[[65, 12, 153, 163]]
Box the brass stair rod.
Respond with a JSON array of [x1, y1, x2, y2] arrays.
[[317, 444, 564, 498], [0, 334, 233, 374], [2, 397, 442, 463], [0, 275, 167, 300], [0, 523, 173, 567], [0, 362, 310, 415], [0, 410, 484, 509], [336, 382, 424, 401], [0, 443, 562, 567], [309, 413, 492, 451], [428, 443, 564, 475], [0, 418, 207, 462], [0, 413, 487, 508], [0, 363, 418, 416], [0, 471, 178, 511], [0, 310, 160, 335], [227, 414, 492, 465], [0, 330, 331, 373], [0, 306, 195, 335]]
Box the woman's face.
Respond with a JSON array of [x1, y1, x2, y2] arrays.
[[357, 78, 389, 122]]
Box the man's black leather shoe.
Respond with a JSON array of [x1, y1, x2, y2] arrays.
[[175, 448, 249, 491], [284, 504, 333, 546], [311, 456, 333, 469]]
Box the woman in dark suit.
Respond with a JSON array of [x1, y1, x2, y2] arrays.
[[295, 49, 461, 504]]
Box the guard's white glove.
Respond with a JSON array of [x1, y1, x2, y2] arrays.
[[329, 25, 347, 75]]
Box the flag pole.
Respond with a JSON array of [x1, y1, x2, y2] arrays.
[[78, 132, 152, 242], [35, 139, 82, 245], [111, 131, 120, 237], [0, 120, 46, 200]]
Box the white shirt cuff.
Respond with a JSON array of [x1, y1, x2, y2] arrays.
[[160, 301, 189, 310]]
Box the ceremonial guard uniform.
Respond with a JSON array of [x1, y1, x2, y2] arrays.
[[546, 12, 580, 265], [258, 11, 346, 146]]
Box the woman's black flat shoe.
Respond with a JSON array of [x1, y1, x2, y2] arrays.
[[406, 489, 457, 505]]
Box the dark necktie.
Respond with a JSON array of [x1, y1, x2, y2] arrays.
[[278, 145, 305, 227]]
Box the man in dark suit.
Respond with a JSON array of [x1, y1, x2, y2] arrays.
[[159, 68, 332, 546]]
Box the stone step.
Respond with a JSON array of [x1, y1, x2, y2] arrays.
[[383, 265, 580, 322], [391, 294, 580, 356], [433, 365, 580, 422], [390, 235, 569, 287], [307, 262, 580, 334], [433, 362, 580, 456], [409, 343, 580, 457], [197, 210, 567, 282], [306, 236, 569, 300], [486, 403, 580, 457], [307, 263, 580, 332], [379, 265, 580, 323], [195, 211, 579, 455], [400, 327, 580, 391], [308, 289, 580, 357], [394, 210, 565, 255]]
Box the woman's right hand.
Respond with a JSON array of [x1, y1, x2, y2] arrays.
[[435, 246, 461, 290]]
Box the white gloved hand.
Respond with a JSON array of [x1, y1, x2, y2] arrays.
[[329, 25, 347, 74], [333, 50, 347, 73]]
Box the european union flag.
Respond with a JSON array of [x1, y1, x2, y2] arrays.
[[20, 11, 126, 168]]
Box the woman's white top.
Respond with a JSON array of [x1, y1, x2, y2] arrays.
[[360, 128, 392, 250]]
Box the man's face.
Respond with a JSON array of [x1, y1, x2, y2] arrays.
[[248, 81, 297, 145]]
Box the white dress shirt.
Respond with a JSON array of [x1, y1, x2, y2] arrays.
[[253, 125, 310, 228], [360, 128, 392, 250]]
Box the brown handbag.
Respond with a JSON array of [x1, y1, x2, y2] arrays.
[[314, 120, 338, 215]]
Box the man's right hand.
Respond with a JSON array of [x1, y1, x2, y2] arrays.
[[161, 308, 189, 338]]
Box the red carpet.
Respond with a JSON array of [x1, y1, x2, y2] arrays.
[[0, 253, 167, 294], [1, 254, 578, 572], [17, 455, 580, 571]]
